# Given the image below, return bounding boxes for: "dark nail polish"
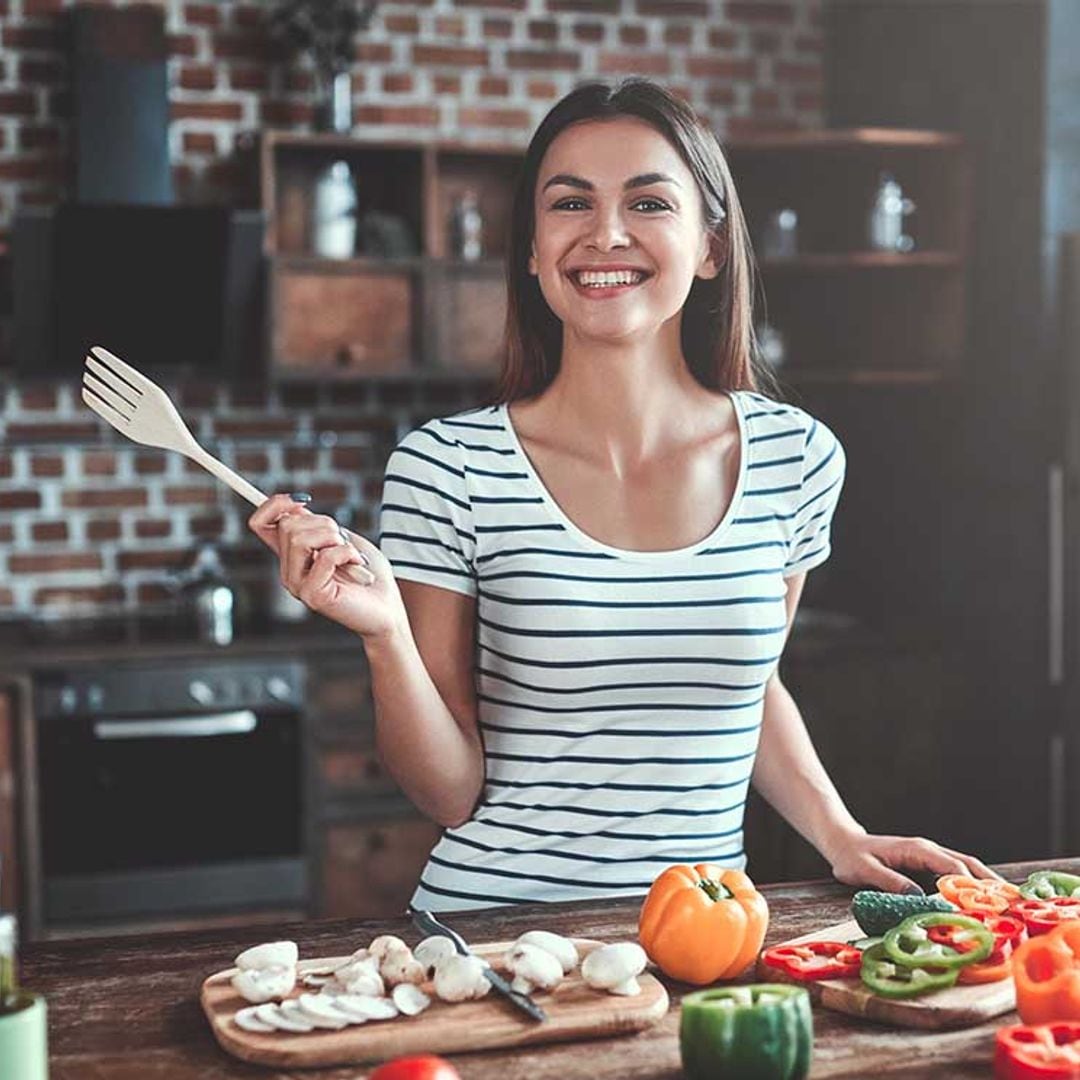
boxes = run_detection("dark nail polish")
[289,491,312,504]
[902,883,925,896]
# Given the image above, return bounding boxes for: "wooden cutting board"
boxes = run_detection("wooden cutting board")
[755,916,1016,1030]
[202,938,669,1069]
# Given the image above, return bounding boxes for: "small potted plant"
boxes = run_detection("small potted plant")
[268,0,378,132]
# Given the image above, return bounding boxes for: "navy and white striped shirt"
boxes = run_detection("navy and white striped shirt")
[379,390,845,910]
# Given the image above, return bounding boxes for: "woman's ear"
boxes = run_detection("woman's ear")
[696,227,726,280]
[528,245,538,275]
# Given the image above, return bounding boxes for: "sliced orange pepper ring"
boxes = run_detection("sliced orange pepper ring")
[937,874,1022,915]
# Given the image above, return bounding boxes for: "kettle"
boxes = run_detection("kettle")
[172,543,235,646]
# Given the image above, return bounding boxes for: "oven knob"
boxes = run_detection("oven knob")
[188,680,215,706]
[58,686,78,714]
[86,684,105,711]
[265,676,292,703]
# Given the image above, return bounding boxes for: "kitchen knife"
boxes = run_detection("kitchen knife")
[408,906,548,1023]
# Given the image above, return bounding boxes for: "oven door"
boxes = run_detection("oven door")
[37,705,307,922]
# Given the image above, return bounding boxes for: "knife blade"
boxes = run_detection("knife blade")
[408,906,548,1023]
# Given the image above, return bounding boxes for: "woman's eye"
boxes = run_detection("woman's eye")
[550,198,671,212]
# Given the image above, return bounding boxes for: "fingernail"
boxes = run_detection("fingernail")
[290,491,312,504]
[902,883,925,896]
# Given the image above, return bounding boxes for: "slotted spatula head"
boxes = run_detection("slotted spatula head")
[81,345,201,456]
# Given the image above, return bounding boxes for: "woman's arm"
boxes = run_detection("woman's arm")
[366,580,484,829]
[751,572,1000,891]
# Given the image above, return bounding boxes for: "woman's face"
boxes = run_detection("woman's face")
[529,115,720,344]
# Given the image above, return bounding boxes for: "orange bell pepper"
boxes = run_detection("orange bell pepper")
[1011,921,1080,1024]
[937,874,1022,916]
[638,863,768,985]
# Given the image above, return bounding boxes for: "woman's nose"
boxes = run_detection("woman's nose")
[586,205,631,250]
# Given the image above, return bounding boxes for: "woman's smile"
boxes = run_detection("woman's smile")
[567,266,654,299]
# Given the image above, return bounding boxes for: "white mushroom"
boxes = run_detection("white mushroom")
[433,954,492,1003]
[254,1001,313,1033]
[231,964,296,1004]
[295,993,350,1029]
[235,941,299,971]
[504,942,564,995]
[331,995,400,1022]
[334,956,385,997]
[580,943,648,997]
[515,931,579,975]
[368,935,409,960]
[365,936,425,987]
[233,1005,275,1033]
[392,982,432,1016]
[414,936,457,978]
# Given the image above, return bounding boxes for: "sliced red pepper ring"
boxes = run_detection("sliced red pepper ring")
[1013,898,1080,937]
[930,913,1027,957]
[995,1021,1080,1079]
[761,941,862,981]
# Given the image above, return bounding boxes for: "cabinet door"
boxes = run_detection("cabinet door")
[321,819,442,919]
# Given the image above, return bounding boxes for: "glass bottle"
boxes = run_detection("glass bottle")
[449,189,484,261]
[0,910,18,1016]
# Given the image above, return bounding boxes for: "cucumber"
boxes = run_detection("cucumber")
[850,891,956,937]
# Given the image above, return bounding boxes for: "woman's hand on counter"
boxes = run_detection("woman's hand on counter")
[248,493,409,643]
[825,828,1003,894]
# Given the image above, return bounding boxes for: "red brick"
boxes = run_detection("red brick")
[479,76,510,97]
[572,22,605,43]
[117,549,189,571]
[383,72,415,93]
[433,15,465,36]
[8,421,97,440]
[0,157,62,183]
[528,80,559,100]
[229,66,268,92]
[355,43,393,63]
[458,107,531,130]
[171,101,244,122]
[506,49,580,71]
[752,88,780,111]
[85,519,122,541]
[179,382,219,408]
[234,451,270,473]
[687,56,757,79]
[0,491,38,510]
[9,552,102,573]
[453,0,524,7]
[260,100,316,126]
[136,583,173,603]
[285,70,314,93]
[751,31,782,53]
[285,447,318,470]
[796,33,823,53]
[482,18,513,38]
[18,186,61,207]
[81,451,117,477]
[31,521,68,542]
[412,45,488,66]
[178,64,216,91]
[775,61,822,84]
[794,89,823,112]
[331,447,368,470]
[190,513,226,538]
[385,13,420,33]
[548,0,617,12]
[726,115,799,138]
[135,519,173,539]
[305,483,348,504]
[726,0,795,23]
[17,386,57,409]
[354,105,440,126]
[19,125,60,151]
[35,585,125,607]
[233,4,263,29]
[0,92,37,119]
[0,589,12,608]
[618,23,648,45]
[61,488,148,510]
[600,52,670,75]
[163,484,216,505]
[637,0,706,13]
[20,58,63,84]
[30,454,64,478]
[22,0,63,11]
[3,25,63,48]
[169,33,199,58]
[708,27,738,49]
[214,418,296,439]
[433,75,462,95]
[707,85,736,108]
[135,452,168,475]
[183,3,221,26]
[528,20,559,42]
[212,32,270,62]
[0,455,11,479]
[664,24,694,45]
[182,131,217,154]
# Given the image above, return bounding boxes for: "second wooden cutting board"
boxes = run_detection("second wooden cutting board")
[755,916,1016,1030]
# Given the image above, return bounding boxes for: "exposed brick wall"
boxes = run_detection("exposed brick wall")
[0,0,823,623]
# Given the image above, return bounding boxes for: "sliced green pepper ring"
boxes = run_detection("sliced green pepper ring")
[882,912,993,970]
[860,942,960,999]
[1019,871,1080,900]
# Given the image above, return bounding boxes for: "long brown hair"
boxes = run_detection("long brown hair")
[495,77,775,403]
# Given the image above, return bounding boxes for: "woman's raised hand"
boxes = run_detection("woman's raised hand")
[248,493,408,642]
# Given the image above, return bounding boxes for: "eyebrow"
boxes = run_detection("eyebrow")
[541,172,682,193]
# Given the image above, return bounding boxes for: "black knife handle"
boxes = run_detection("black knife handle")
[408,906,471,957]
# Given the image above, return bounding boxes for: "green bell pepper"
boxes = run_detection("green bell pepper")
[860,942,959,999]
[882,912,993,970]
[680,984,812,1080]
[1019,871,1080,900]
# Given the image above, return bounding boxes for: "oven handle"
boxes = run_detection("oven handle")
[92,710,258,740]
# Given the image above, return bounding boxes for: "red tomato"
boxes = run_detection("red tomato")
[369,1055,462,1080]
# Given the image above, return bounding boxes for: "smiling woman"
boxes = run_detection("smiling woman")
[247,78,998,912]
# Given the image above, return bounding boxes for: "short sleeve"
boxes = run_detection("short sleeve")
[783,416,846,578]
[378,422,477,597]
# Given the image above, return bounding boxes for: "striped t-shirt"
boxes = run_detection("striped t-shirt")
[379,390,845,911]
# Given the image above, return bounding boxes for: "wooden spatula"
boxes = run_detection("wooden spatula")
[81,344,372,585]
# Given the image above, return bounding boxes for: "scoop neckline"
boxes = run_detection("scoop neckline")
[497,391,748,561]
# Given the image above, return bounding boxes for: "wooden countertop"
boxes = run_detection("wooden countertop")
[22,857,1075,1079]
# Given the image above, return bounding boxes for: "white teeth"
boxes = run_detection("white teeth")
[575,270,644,288]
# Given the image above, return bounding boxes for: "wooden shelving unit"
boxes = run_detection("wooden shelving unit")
[252,127,971,383]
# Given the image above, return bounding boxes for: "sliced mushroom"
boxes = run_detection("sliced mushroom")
[392,982,432,1016]
[379,948,425,988]
[295,993,351,1029]
[433,954,491,1003]
[414,936,457,978]
[235,941,299,971]
[254,1001,313,1033]
[334,955,385,996]
[233,1005,275,1033]
[301,972,336,989]
[331,995,400,1022]
[504,943,564,995]
[581,943,648,997]
[515,931,579,975]
[368,935,409,960]
[231,964,296,1004]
